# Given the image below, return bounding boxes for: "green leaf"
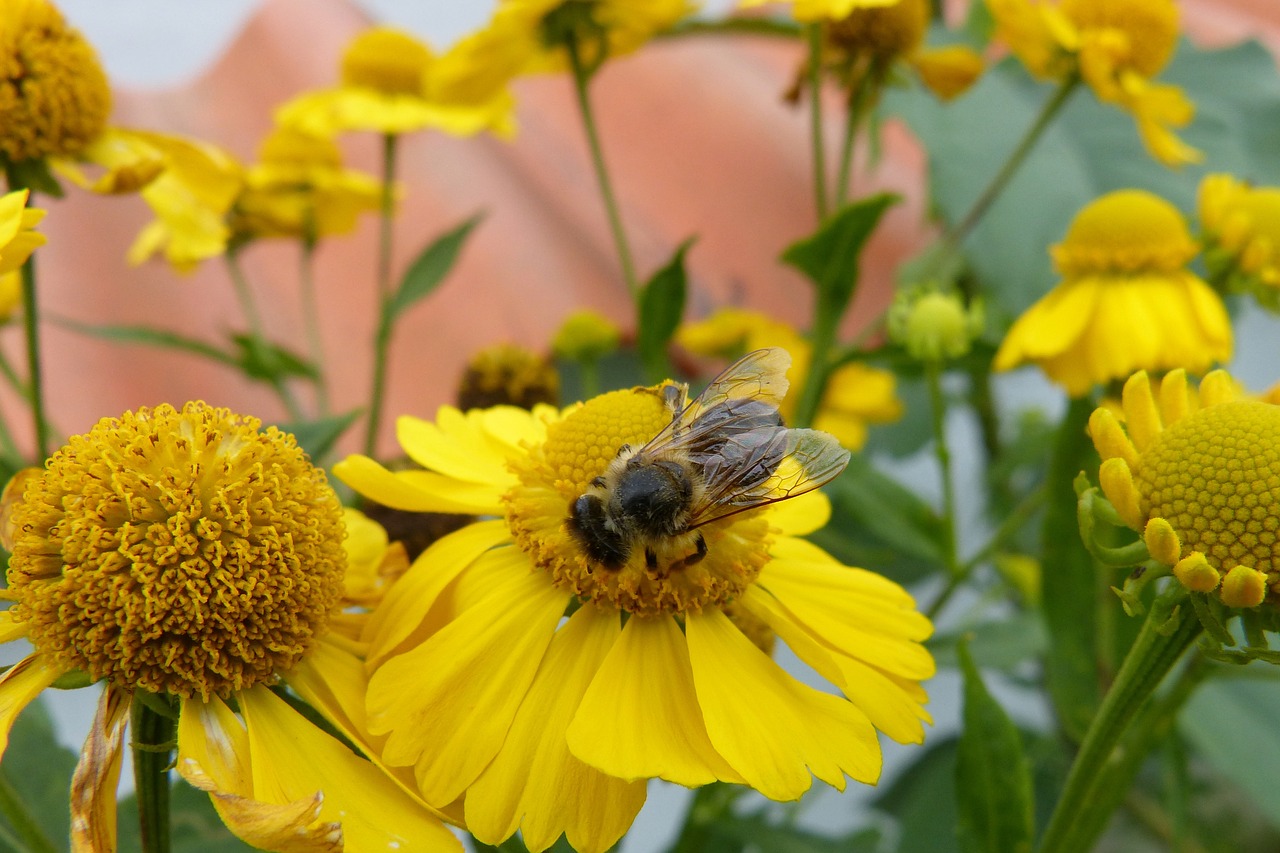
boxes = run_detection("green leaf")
[274,409,362,462]
[956,642,1035,853]
[637,237,694,382]
[4,157,65,199]
[704,815,882,853]
[808,454,947,586]
[930,610,1048,671]
[781,194,899,318]
[387,214,484,322]
[0,696,77,852]
[874,739,962,853]
[230,335,316,383]
[54,318,238,366]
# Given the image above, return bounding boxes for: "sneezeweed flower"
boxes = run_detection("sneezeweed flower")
[456,342,561,410]
[888,285,984,362]
[277,26,515,139]
[986,0,1201,166]
[228,126,383,244]
[0,402,458,851]
[739,0,900,25]
[552,308,622,363]
[1198,173,1280,309]
[0,189,46,274]
[677,307,903,449]
[0,0,111,165]
[993,189,1231,397]
[337,371,934,853]
[1088,369,1280,609]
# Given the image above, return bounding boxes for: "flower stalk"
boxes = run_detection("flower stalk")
[299,236,329,416]
[363,132,400,457]
[17,255,47,461]
[225,250,304,422]
[807,24,830,221]
[132,694,176,853]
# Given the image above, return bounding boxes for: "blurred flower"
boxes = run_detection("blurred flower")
[456,342,561,410]
[0,402,457,850]
[986,0,1200,166]
[0,0,111,164]
[993,189,1231,396]
[888,286,984,361]
[229,126,383,243]
[0,189,46,274]
[0,273,21,324]
[277,26,516,138]
[740,0,902,25]
[1089,369,1280,608]
[677,308,903,449]
[335,387,932,853]
[1198,173,1280,310]
[552,309,622,362]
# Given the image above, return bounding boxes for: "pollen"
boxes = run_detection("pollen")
[504,385,772,617]
[4,402,347,699]
[1051,190,1198,277]
[1134,400,1280,599]
[340,27,433,95]
[0,0,112,163]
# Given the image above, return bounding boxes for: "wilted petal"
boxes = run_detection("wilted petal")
[70,685,130,853]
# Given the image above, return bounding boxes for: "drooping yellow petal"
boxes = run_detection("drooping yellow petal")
[397,408,519,486]
[0,609,29,643]
[367,553,568,804]
[363,519,510,665]
[332,454,505,514]
[686,609,882,800]
[240,686,461,852]
[911,44,985,101]
[993,277,1098,371]
[468,605,646,853]
[0,654,62,759]
[767,490,831,537]
[740,586,931,745]
[70,685,130,853]
[567,613,744,787]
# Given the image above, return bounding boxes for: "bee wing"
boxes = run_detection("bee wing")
[689,427,850,526]
[641,347,792,452]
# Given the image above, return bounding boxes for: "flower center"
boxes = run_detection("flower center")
[504,386,773,617]
[1061,0,1178,78]
[1052,189,1197,277]
[0,0,112,163]
[341,27,432,95]
[1135,400,1280,586]
[457,343,560,411]
[5,403,347,699]
[825,0,928,61]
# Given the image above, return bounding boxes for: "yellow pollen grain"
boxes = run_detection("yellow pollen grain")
[5,402,346,699]
[1134,400,1280,592]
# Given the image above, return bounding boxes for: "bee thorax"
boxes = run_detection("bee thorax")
[613,459,694,537]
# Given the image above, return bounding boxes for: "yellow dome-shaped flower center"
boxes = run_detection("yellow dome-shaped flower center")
[504,386,773,617]
[1060,0,1178,78]
[5,402,347,699]
[341,27,433,95]
[0,0,112,162]
[1052,189,1198,277]
[1135,400,1280,586]
[825,0,928,60]
[1235,189,1280,247]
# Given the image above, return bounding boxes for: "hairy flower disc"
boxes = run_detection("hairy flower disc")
[5,402,347,698]
[0,0,112,162]
[1135,401,1280,589]
[1052,189,1197,276]
[504,387,772,616]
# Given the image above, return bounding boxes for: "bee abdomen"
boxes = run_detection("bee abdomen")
[567,493,630,570]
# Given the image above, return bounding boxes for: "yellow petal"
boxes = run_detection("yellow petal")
[0,608,29,644]
[366,552,568,804]
[993,278,1097,372]
[911,45,985,101]
[70,685,130,853]
[468,606,646,853]
[333,454,504,514]
[398,409,517,485]
[0,654,62,760]
[767,489,831,537]
[567,613,744,787]
[740,586,931,745]
[363,519,510,665]
[241,686,461,852]
[686,609,882,800]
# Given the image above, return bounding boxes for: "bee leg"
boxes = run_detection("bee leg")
[645,547,658,570]
[674,533,708,571]
[614,443,632,459]
[590,476,607,488]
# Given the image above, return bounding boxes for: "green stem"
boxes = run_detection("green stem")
[668,782,743,853]
[925,361,958,576]
[226,252,304,422]
[298,238,329,416]
[565,35,638,301]
[791,306,839,429]
[1037,588,1204,853]
[834,71,876,210]
[806,24,829,221]
[18,253,47,461]
[363,133,399,458]
[132,695,176,853]
[933,76,1078,267]
[579,358,601,400]
[0,771,57,853]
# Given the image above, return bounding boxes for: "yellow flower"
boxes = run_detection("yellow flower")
[677,308,903,449]
[0,273,21,324]
[0,402,458,851]
[277,26,515,138]
[336,378,933,853]
[993,189,1231,396]
[986,0,1200,166]
[0,0,111,163]
[1089,370,1280,608]
[229,126,383,243]
[552,309,622,361]
[1198,172,1280,309]
[456,342,561,410]
[739,0,901,24]
[0,189,46,275]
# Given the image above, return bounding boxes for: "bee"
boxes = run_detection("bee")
[566,347,851,573]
